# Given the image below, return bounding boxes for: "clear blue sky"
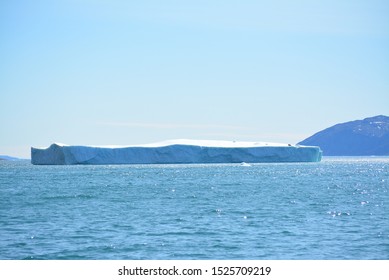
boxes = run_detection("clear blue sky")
[1,0,388,158]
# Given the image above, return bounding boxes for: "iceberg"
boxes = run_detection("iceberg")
[31,139,322,165]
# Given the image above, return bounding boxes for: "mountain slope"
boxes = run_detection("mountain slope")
[298,115,389,156]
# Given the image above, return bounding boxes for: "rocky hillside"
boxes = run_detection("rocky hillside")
[298,115,389,156]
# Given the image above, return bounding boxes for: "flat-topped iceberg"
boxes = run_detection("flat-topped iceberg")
[31,139,322,165]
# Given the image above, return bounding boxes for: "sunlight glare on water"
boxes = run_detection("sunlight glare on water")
[0,157,388,259]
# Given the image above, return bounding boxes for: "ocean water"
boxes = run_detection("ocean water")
[0,158,388,260]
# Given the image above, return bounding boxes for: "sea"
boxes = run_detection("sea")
[0,157,388,260]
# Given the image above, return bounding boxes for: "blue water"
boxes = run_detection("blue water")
[1,158,388,260]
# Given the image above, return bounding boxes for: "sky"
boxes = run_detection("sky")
[1,0,388,158]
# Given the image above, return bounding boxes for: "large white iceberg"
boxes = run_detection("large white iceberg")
[31,139,322,165]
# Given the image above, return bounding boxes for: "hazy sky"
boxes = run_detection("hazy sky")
[1,0,388,158]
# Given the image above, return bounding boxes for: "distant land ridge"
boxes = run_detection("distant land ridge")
[298,115,389,156]
[0,155,20,161]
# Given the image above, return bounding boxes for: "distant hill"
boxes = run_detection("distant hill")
[298,115,389,156]
[0,155,20,161]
